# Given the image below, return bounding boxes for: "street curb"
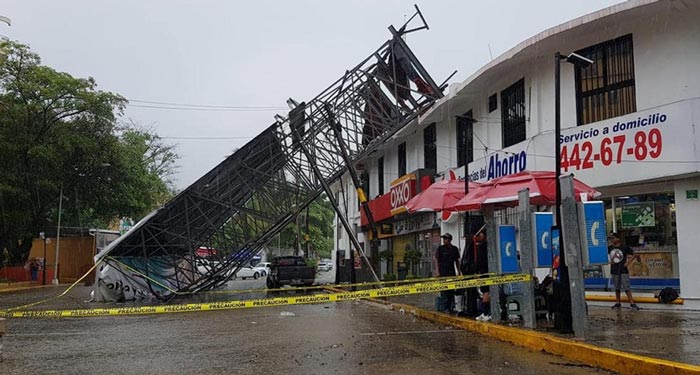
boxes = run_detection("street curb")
[324,287,700,375]
[586,294,684,304]
[0,284,54,293]
[394,302,700,375]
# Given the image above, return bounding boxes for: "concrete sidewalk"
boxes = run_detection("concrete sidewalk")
[586,304,700,365]
[0,281,55,293]
[387,293,700,369]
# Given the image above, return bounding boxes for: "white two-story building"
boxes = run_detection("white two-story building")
[333,0,700,308]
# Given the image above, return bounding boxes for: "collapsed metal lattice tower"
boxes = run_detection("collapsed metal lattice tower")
[93,9,445,301]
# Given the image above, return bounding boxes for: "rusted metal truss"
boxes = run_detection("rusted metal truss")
[95,8,445,300]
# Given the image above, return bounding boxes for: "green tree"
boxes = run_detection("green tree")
[277,196,335,259]
[0,41,177,263]
[215,189,336,260]
[112,122,178,217]
[305,197,335,259]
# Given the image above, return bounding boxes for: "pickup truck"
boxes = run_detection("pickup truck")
[266,256,316,288]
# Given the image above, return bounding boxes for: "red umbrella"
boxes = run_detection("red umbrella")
[405,179,483,213]
[447,171,601,211]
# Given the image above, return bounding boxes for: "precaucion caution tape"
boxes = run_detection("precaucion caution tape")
[2,273,530,319]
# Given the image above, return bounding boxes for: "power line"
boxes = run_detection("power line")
[128,99,286,110]
[162,136,254,140]
[157,136,700,165]
[127,104,285,112]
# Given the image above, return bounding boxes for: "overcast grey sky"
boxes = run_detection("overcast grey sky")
[3,0,622,189]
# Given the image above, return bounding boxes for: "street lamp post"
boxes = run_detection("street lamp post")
[554,51,593,333]
[52,183,63,285]
[39,232,47,285]
[51,163,110,285]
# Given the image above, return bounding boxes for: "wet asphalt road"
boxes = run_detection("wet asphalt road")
[0,273,615,375]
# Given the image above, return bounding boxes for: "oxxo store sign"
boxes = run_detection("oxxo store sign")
[360,173,417,231]
[389,174,416,216]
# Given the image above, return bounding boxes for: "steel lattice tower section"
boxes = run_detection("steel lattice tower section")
[92,9,446,301]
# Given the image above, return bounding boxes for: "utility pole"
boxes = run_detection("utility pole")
[52,183,63,285]
[295,213,300,256]
[40,232,47,285]
[305,206,310,259]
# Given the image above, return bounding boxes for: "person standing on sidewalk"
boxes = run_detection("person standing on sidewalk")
[459,233,480,317]
[28,258,39,283]
[608,233,640,310]
[473,231,492,321]
[436,233,461,313]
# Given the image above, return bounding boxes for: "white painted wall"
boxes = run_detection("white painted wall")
[359,1,700,184]
[334,0,700,301]
[435,119,454,173]
[674,177,700,306]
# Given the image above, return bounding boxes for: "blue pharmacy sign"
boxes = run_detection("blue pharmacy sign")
[580,201,608,265]
[533,212,554,267]
[498,225,519,274]
[551,227,561,281]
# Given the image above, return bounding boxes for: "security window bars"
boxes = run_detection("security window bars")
[575,34,636,126]
[398,142,406,176]
[456,110,474,167]
[501,79,526,148]
[423,123,436,172]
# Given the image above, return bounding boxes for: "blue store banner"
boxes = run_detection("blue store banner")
[580,201,609,265]
[551,227,561,281]
[533,212,554,267]
[498,225,519,273]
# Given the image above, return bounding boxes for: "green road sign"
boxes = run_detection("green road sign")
[621,202,655,228]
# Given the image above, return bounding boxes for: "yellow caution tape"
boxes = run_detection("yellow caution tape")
[2,273,530,319]
[105,256,496,295]
[3,253,495,312]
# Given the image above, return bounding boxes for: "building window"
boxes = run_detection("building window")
[590,193,679,290]
[398,142,406,176]
[423,123,436,172]
[377,157,384,195]
[456,110,474,167]
[501,78,526,148]
[575,34,636,126]
[488,94,497,113]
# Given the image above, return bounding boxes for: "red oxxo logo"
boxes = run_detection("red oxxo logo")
[390,175,416,210]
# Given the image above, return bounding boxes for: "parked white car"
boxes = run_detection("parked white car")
[234,266,261,280]
[253,262,271,276]
[317,262,332,272]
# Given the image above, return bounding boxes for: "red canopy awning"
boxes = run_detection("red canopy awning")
[405,179,483,213]
[447,171,601,211]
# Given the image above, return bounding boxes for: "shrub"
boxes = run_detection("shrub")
[378,249,393,260]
